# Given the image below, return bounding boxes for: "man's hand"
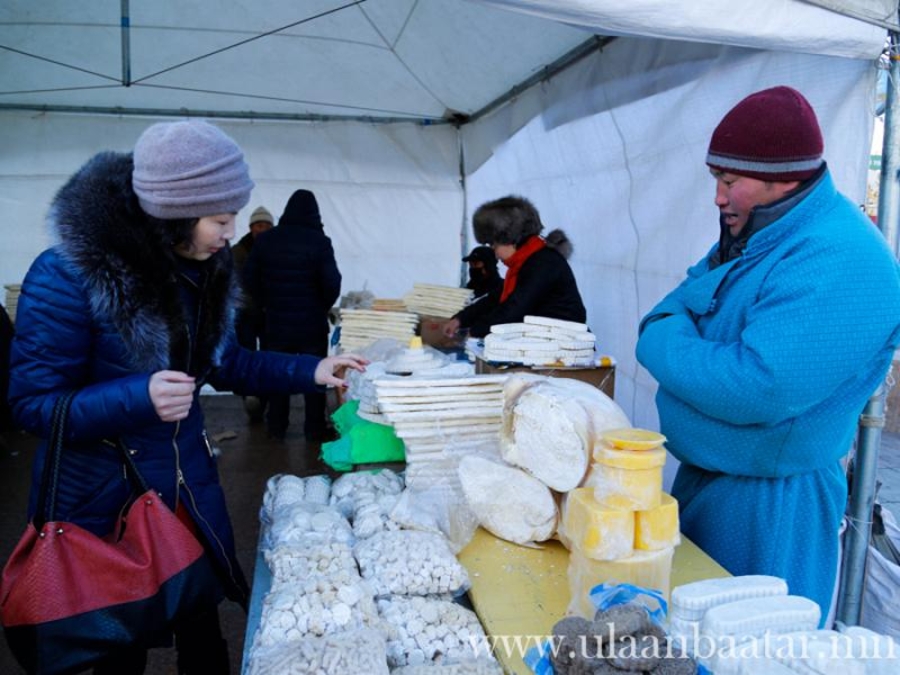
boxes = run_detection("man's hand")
[315,354,369,387]
[149,370,196,422]
[442,318,461,338]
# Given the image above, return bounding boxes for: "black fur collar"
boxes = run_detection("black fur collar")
[48,151,239,375]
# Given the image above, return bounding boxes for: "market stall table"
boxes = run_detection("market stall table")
[472,350,615,399]
[457,527,730,675]
[242,524,728,674]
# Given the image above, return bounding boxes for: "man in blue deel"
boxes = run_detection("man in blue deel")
[637,86,900,620]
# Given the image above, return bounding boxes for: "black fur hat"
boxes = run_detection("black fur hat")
[472,195,543,247]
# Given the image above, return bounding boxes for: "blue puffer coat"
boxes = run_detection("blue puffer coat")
[636,169,900,619]
[8,152,323,608]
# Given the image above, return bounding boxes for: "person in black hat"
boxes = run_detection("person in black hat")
[462,245,503,299]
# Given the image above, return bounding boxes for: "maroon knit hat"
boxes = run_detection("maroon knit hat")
[706,86,823,182]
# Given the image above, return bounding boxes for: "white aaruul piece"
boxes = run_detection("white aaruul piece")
[671,575,790,622]
[353,529,471,597]
[329,469,405,539]
[711,630,879,675]
[339,308,419,352]
[374,373,508,490]
[482,315,597,366]
[457,454,557,545]
[254,572,381,646]
[668,574,789,656]
[384,337,449,375]
[500,374,630,492]
[247,627,390,675]
[391,659,503,674]
[693,595,822,674]
[265,541,358,585]
[377,595,496,669]
[402,283,473,318]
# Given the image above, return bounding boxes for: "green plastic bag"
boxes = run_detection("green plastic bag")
[322,401,405,471]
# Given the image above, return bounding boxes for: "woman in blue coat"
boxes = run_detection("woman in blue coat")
[7,120,366,674]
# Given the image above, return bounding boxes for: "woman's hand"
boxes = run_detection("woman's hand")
[315,354,369,387]
[149,370,196,422]
[442,318,461,338]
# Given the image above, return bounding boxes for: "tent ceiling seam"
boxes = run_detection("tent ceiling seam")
[132,0,367,85]
[358,0,453,117]
[799,0,900,31]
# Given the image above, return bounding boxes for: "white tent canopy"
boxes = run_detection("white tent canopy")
[0,0,894,434]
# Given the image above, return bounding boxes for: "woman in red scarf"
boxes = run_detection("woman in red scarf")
[444,195,586,338]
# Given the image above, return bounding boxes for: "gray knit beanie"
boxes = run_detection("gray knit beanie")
[132,120,254,219]
[249,205,274,226]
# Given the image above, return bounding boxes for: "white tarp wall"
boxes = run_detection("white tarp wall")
[464,38,877,447]
[0,113,463,299]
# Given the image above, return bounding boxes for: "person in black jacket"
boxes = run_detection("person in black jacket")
[243,189,342,443]
[443,195,586,338]
[232,205,274,422]
[463,245,503,299]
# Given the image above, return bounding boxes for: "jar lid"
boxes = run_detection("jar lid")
[600,428,667,450]
[593,445,667,469]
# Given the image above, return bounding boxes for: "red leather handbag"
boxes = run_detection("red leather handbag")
[0,392,220,674]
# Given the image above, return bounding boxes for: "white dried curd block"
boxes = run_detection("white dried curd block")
[769,631,867,675]
[392,659,503,674]
[700,595,821,643]
[523,315,588,332]
[489,322,528,334]
[458,454,557,545]
[670,575,788,622]
[500,377,629,492]
[737,656,807,675]
[377,595,494,669]
[353,530,470,597]
[836,625,900,675]
[247,627,389,675]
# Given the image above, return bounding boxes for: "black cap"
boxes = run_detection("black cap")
[462,245,496,264]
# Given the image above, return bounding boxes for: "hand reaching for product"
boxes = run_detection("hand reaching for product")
[149,370,196,422]
[315,354,369,388]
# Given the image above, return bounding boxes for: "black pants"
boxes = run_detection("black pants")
[92,606,229,675]
[266,334,329,440]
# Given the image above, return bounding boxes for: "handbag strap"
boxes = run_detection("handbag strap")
[34,391,152,528]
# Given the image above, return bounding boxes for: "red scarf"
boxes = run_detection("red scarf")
[500,235,545,302]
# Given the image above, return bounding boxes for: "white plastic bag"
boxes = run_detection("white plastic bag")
[861,504,900,641]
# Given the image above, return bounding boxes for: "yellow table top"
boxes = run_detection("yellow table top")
[458,528,730,674]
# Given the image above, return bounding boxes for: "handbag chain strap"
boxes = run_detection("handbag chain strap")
[35,391,152,528]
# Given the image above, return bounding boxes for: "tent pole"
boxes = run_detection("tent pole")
[835,24,899,627]
[458,128,469,287]
[878,30,900,255]
[837,383,888,626]
[120,0,131,87]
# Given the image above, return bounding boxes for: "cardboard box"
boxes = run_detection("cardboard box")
[474,356,615,398]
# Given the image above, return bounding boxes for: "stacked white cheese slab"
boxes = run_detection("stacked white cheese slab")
[402,283,473,318]
[373,374,508,489]
[4,283,21,323]
[483,315,596,366]
[371,298,407,312]
[338,309,419,352]
[384,346,447,375]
